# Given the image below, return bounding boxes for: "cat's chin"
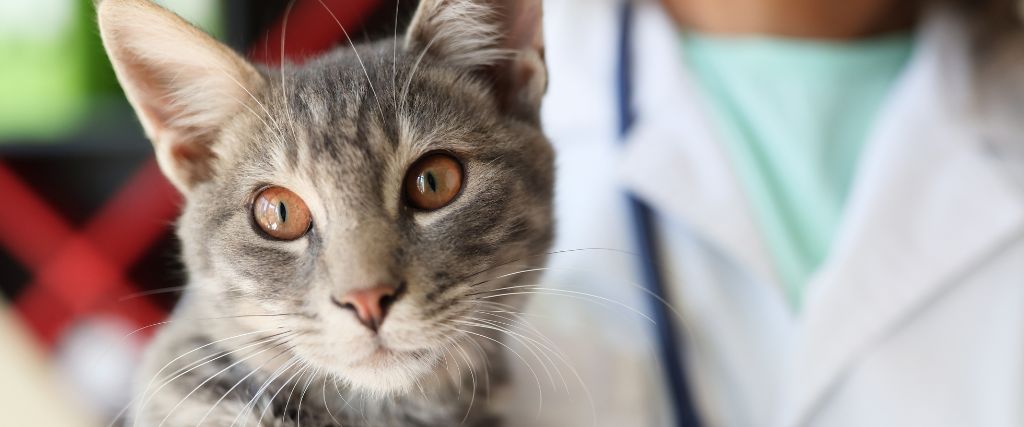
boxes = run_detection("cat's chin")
[336,347,439,396]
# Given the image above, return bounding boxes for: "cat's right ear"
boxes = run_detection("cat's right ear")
[405,0,546,123]
[97,0,264,192]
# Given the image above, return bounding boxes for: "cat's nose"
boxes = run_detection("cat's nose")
[333,284,402,332]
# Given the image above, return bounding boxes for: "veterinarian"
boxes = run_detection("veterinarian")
[511,0,1024,425]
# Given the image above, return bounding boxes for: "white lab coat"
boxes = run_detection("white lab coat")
[502,0,1024,426]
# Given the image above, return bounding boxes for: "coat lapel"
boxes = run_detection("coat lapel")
[784,10,1024,426]
[618,2,781,290]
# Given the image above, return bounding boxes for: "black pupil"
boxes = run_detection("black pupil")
[426,171,437,192]
[278,202,287,222]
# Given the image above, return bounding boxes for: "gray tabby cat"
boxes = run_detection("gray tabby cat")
[97,0,552,425]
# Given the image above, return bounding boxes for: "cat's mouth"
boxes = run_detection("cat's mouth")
[354,344,429,367]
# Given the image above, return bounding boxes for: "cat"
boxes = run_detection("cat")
[97,0,552,425]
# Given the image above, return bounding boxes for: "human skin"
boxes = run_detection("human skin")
[660,0,919,39]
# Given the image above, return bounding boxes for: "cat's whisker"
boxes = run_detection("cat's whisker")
[477,309,599,426]
[451,326,544,418]
[109,328,282,427]
[156,334,295,427]
[315,0,387,126]
[331,377,355,413]
[216,92,289,150]
[413,373,428,400]
[469,262,695,333]
[454,318,560,392]
[461,328,492,401]
[475,310,570,368]
[122,320,176,340]
[296,366,321,427]
[448,334,478,425]
[257,361,310,426]
[471,285,656,324]
[119,311,305,336]
[400,30,441,115]
[279,0,296,119]
[279,362,312,426]
[478,307,558,322]
[117,285,189,301]
[466,267,547,288]
[454,247,639,285]
[232,355,302,427]
[462,308,606,427]
[214,69,288,144]
[392,0,401,111]
[293,365,321,425]
[456,255,700,343]
[442,345,465,398]
[426,359,446,398]
[441,336,465,397]
[133,331,292,427]
[148,330,283,377]
[196,344,296,426]
[463,313,568,393]
[321,374,344,426]
[465,299,520,312]
[435,343,451,390]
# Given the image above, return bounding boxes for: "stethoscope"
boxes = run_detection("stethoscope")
[616,2,703,426]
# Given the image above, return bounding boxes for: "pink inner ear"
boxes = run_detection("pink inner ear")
[113,47,190,141]
[168,139,218,187]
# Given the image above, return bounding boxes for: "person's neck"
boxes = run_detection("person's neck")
[660,0,918,40]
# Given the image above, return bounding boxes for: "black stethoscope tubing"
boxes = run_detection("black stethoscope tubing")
[616,2,702,426]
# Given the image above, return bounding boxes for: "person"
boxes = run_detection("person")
[502,0,1024,425]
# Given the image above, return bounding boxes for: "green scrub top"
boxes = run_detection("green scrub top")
[681,32,914,309]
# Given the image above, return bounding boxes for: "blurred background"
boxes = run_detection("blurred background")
[0,1,420,425]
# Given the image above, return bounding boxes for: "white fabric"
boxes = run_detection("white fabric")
[503,1,1024,426]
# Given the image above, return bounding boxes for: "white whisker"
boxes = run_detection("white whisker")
[476,286,656,324]
[257,362,309,426]
[459,316,565,392]
[452,327,544,418]
[400,30,441,115]
[132,331,289,427]
[322,374,344,426]
[194,344,294,426]
[454,318,559,391]
[111,328,281,427]
[156,334,293,427]
[296,367,320,427]
[231,355,301,427]
[315,0,387,125]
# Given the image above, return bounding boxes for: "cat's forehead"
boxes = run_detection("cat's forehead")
[215,46,514,210]
[255,45,500,157]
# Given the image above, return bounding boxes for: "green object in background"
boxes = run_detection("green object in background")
[0,0,224,142]
[682,32,914,309]
[0,0,89,139]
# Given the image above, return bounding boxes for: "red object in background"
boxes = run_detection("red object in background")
[0,160,178,347]
[250,0,381,65]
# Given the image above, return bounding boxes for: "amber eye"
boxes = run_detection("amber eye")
[252,186,312,240]
[404,154,463,210]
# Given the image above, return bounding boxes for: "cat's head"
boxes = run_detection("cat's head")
[98,0,551,394]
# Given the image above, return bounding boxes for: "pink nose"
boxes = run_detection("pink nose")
[333,284,401,331]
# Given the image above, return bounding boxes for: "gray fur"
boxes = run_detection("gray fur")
[98,0,552,425]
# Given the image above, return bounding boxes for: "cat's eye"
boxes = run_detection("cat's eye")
[252,186,312,240]
[405,153,463,211]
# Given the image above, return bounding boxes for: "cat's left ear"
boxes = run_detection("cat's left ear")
[405,0,545,122]
[97,0,265,192]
